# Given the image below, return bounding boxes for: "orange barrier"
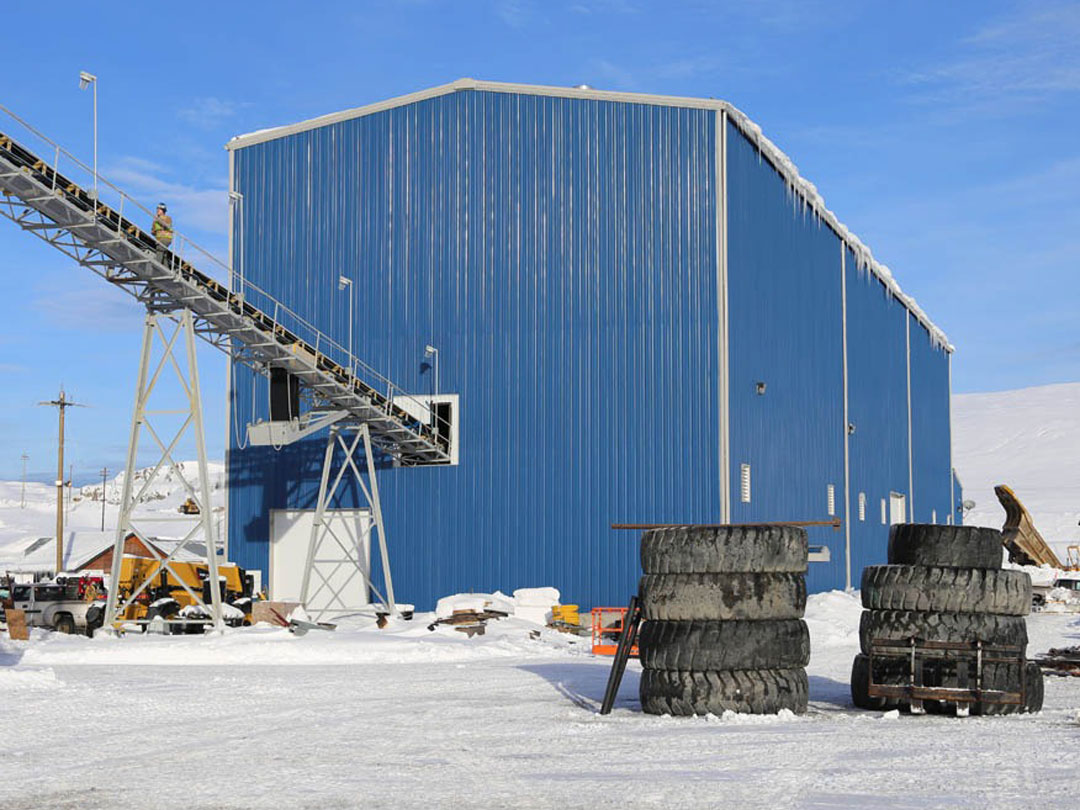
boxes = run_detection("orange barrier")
[591,607,639,657]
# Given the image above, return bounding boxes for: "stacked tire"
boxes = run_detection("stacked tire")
[851,524,1043,715]
[638,525,810,716]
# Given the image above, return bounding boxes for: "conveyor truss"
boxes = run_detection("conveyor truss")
[0,106,442,626]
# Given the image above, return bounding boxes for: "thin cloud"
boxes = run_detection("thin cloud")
[903,1,1080,114]
[494,0,531,28]
[31,279,143,333]
[587,54,725,92]
[178,97,249,130]
[106,157,228,237]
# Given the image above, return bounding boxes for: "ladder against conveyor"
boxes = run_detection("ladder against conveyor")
[0,108,448,624]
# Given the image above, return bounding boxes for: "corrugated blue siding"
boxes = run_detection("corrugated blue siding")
[725,121,846,593]
[844,247,911,577]
[229,90,721,609]
[910,320,952,524]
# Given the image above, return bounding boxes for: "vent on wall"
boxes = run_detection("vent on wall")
[858,492,866,522]
[827,484,835,517]
[740,464,751,503]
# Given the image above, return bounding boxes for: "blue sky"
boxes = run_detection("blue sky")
[1,0,1077,482]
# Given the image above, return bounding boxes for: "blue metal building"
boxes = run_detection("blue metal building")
[225,79,959,608]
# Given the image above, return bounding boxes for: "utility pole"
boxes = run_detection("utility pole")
[38,388,83,575]
[100,466,108,532]
[20,452,28,509]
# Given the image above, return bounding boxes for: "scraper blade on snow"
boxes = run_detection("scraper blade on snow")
[269,608,336,636]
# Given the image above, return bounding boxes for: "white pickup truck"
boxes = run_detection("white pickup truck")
[4,581,103,635]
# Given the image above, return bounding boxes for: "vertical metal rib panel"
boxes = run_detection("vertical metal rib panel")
[229,90,719,609]
[909,321,952,524]
[724,120,845,593]
[844,246,911,580]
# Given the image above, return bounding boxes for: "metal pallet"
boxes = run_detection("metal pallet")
[0,114,449,465]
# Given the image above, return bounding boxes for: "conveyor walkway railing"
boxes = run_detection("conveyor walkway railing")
[0,106,450,464]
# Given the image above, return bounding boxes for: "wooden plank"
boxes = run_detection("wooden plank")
[252,601,300,627]
[6,608,29,641]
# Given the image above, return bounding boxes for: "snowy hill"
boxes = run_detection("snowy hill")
[954,381,1080,558]
[0,461,225,574]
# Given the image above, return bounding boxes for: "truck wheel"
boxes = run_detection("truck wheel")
[54,614,76,635]
[861,566,1031,616]
[638,619,810,671]
[858,610,1028,654]
[888,524,1003,569]
[641,525,807,575]
[640,668,808,716]
[640,572,806,622]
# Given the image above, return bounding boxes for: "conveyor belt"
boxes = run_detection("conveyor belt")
[0,125,450,464]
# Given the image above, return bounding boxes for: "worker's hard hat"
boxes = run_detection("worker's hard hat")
[157,202,167,211]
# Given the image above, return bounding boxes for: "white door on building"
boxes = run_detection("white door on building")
[889,492,907,525]
[269,509,372,611]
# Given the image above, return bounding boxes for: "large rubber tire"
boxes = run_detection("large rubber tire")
[638,619,810,671]
[640,573,806,622]
[854,654,1042,716]
[861,566,1031,616]
[977,661,1044,716]
[858,609,1028,654]
[850,653,907,711]
[641,526,807,575]
[888,524,1003,570]
[640,668,808,716]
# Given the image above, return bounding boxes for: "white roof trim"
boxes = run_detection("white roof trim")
[226,79,952,351]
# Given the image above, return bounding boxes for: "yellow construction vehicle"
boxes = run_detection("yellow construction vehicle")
[178,497,200,515]
[110,555,253,629]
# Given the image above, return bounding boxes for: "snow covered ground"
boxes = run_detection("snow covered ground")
[1,382,1079,808]
[1,595,1078,809]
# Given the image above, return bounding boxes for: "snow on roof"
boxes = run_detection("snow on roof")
[226,78,952,351]
[0,532,207,574]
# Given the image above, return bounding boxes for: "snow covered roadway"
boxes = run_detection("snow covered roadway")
[2,592,1079,810]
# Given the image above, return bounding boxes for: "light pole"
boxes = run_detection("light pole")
[424,344,439,398]
[78,71,98,202]
[100,466,108,532]
[20,453,28,509]
[337,275,354,371]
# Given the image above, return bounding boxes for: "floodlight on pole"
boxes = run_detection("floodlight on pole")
[424,344,439,398]
[337,275,354,372]
[78,71,98,202]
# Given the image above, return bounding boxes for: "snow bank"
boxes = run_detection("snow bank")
[433,587,562,626]
[804,590,862,650]
[434,591,515,619]
[0,667,62,690]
